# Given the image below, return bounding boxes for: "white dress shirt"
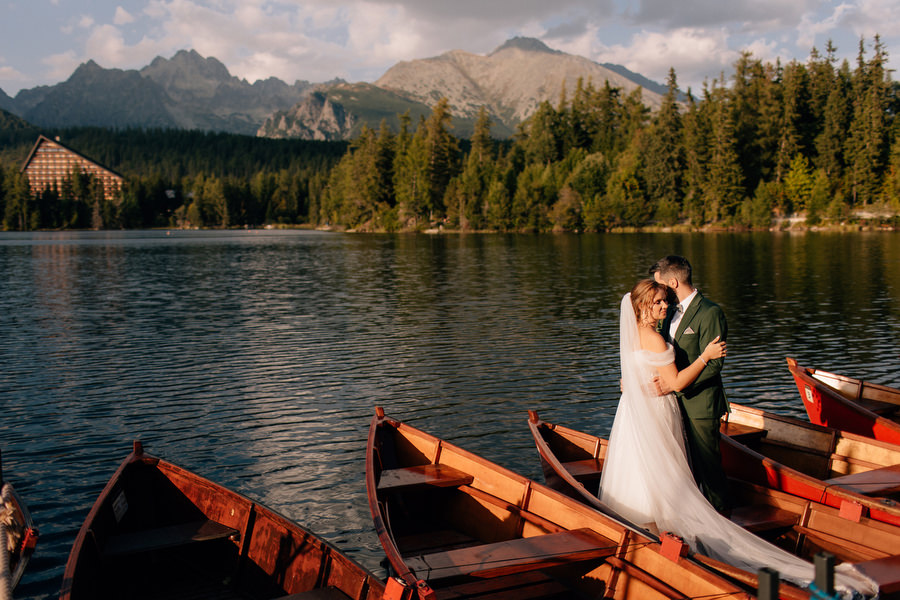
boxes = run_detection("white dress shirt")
[669,289,698,339]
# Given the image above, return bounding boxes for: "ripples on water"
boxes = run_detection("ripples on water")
[1,230,898,599]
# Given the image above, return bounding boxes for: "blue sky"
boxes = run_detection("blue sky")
[1,0,897,97]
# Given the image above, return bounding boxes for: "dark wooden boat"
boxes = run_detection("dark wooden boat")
[60,441,387,600]
[528,411,900,598]
[788,357,900,445]
[367,406,757,600]
[0,450,39,595]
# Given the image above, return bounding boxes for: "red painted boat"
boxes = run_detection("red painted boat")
[528,411,900,597]
[0,450,39,596]
[721,403,900,530]
[60,441,386,600]
[366,406,756,600]
[788,357,900,445]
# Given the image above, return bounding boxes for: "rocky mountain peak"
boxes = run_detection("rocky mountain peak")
[145,49,232,82]
[373,36,665,132]
[491,37,559,55]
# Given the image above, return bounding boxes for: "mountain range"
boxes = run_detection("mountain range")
[0,38,669,140]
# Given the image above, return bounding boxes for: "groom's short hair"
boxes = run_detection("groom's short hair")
[651,255,693,285]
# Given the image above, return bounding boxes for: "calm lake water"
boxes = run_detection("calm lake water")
[2,229,899,599]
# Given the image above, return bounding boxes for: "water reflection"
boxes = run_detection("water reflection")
[0,230,898,599]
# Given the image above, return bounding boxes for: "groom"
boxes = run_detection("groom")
[651,255,730,514]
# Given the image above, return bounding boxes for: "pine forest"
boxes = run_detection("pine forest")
[1,37,898,232]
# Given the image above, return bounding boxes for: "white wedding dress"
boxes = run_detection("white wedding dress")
[599,294,876,596]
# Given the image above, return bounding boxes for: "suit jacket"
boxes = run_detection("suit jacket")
[662,292,728,421]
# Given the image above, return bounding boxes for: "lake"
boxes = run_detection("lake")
[1,229,898,599]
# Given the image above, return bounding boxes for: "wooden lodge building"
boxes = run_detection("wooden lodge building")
[21,135,124,201]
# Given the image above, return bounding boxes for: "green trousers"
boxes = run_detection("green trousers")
[682,415,730,513]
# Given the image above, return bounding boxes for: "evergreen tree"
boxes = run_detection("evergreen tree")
[681,91,710,224]
[452,107,495,230]
[424,98,460,219]
[374,119,396,208]
[394,119,431,228]
[703,82,744,222]
[511,163,553,231]
[815,59,851,180]
[587,81,623,157]
[2,168,33,230]
[753,61,785,188]
[806,43,836,142]
[774,61,810,183]
[783,153,814,213]
[731,53,765,192]
[845,37,890,205]
[605,133,649,227]
[643,68,685,225]
[522,101,562,165]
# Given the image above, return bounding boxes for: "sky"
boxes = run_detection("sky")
[1,0,898,98]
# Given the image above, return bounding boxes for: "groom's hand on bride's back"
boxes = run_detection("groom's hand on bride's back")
[653,376,673,396]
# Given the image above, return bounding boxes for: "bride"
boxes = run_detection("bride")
[599,279,876,596]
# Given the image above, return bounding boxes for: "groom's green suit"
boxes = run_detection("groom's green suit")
[663,291,730,512]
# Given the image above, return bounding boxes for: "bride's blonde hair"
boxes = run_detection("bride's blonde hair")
[631,278,666,325]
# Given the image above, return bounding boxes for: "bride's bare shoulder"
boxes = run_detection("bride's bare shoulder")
[639,327,668,352]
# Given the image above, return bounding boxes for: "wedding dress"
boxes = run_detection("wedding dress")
[599,293,877,596]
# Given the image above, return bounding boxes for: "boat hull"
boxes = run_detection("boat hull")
[1,479,38,593]
[60,441,385,600]
[788,357,900,446]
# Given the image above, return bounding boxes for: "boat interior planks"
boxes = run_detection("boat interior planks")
[724,403,900,502]
[368,407,756,600]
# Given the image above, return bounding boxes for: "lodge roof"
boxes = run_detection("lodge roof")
[21,134,124,179]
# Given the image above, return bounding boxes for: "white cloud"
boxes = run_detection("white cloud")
[114,7,136,25]
[590,28,740,92]
[742,38,783,66]
[0,65,26,85]
[833,0,900,39]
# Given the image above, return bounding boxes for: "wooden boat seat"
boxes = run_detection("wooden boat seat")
[720,420,767,444]
[403,527,612,582]
[273,588,351,600]
[824,464,900,496]
[562,458,603,481]
[102,519,239,557]
[377,464,474,493]
[853,554,900,594]
[729,504,798,533]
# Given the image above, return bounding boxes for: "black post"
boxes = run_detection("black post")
[815,552,835,596]
[758,567,780,600]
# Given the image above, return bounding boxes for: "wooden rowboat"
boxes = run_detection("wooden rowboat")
[721,402,900,532]
[787,357,900,445]
[366,406,756,600]
[0,451,39,596]
[60,441,386,600]
[528,411,900,597]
